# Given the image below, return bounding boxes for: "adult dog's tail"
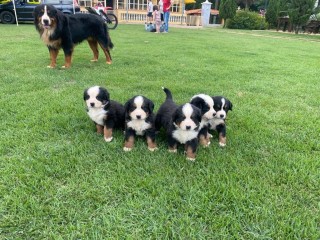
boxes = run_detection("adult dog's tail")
[162,87,173,100]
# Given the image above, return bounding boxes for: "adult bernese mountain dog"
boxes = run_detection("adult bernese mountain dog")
[34,5,114,68]
[84,86,125,142]
[155,88,202,161]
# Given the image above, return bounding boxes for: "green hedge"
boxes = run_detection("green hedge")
[226,10,268,30]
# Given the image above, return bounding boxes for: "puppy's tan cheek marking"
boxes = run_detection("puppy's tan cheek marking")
[185,145,196,160]
[104,127,113,139]
[124,136,135,149]
[146,136,157,151]
[96,125,104,134]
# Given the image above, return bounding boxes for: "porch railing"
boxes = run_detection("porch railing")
[116,10,187,24]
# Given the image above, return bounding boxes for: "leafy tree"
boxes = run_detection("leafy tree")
[219,0,237,27]
[288,0,316,33]
[265,0,280,28]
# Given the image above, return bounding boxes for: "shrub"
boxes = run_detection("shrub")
[226,10,268,30]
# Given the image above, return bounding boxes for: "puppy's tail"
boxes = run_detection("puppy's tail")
[162,87,173,100]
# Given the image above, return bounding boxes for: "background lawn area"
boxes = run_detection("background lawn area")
[0,23,319,239]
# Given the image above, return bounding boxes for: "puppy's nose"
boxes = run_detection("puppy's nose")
[220,114,224,118]
[186,126,191,130]
[136,115,141,119]
[90,102,95,107]
[213,112,216,117]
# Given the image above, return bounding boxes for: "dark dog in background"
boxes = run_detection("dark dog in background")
[84,86,125,142]
[155,88,202,161]
[190,94,216,147]
[123,95,157,152]
[208,96,233,147]
[34,4,113,68]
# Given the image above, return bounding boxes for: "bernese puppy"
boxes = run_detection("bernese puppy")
[34,5,113,68]
[190,94,216,147]
[155,88,202,161]
[123,95,157,152]
[84,86,125,142]
[208,96,233,147]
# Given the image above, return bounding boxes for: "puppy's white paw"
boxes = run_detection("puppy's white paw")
[148,147,158,152]
[219,142,226,147]
[204,141,211,147]
[104,136,113,142]
[123,147,132,152]
[168,149,177,153]
[186,157,196,162]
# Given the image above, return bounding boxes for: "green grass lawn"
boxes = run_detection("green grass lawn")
[0,23,319,239]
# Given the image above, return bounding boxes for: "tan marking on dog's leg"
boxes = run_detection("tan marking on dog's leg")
[62,54,72,68]
[168,144,177,153]
[98,43,112,65]
[123,136,135,151]
[104,127,113,142]
[219,133,227,147]
[185,145,196,161]
[219,134,226,147]
[146,136,157,151]
[48,49,59,68]
[88,39,99,62]
[199,134,210,147]
[96,124,103,134]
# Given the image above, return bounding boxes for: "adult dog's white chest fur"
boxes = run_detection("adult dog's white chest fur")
[87,108,107,126]
[127,119,151,136]
[172,129,198,144]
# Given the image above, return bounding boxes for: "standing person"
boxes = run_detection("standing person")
[153,5,161,33]
[147,0,153,23]
[158,0,164,23]
[163,0,172,33]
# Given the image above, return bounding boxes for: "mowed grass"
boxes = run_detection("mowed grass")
[0,23,319,239]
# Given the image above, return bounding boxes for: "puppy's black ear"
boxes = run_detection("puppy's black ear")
[83,89,89,101]
[190,97,204,114]
[226,99,232,111]
[148,100,154,113]
[124,99,131,112]
[194,106,202,123]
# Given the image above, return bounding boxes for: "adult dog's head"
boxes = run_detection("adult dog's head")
[84,86,110,109]
[173,103,201,131]
[190,94,216,121]
[34,4,63,31]
[124,96,154,121]
[212,96,233,120]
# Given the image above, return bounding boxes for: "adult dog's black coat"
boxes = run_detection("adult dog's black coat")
[34,4,113,68]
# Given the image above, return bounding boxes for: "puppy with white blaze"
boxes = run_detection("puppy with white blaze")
[190,94,216,147]
[208,96,233,147]
[155,87,202,161]
[84,86,125,142]
[123,95,157,151]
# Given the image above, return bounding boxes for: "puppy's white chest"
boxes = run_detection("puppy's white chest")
[209,118,225,130]
[87,108,107,126]
[172,129,198,144]
[127,119,151,135]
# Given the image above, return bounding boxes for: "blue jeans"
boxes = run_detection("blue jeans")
[164,11,170,32]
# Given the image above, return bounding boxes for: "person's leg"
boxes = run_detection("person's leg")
[164,11,170,32]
